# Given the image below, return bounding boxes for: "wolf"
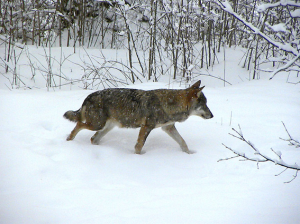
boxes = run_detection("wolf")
[63,80,213,154]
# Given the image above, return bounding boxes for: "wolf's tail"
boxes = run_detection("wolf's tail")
[63,109,81,122]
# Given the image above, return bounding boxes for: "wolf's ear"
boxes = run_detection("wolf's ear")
[197,86,205,97]
[191,80,201,89]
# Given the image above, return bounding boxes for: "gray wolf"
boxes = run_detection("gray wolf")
[63,80,213,154]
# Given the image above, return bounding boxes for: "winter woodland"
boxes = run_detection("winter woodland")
[1,0,300,86]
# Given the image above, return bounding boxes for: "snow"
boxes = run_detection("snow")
[221,1,234,13]
[270,23,287,33]
[218,0,299,56]
[257,1,300,13]
[291,8,300,17]
[1,46,300,224]
[187,64,194,71]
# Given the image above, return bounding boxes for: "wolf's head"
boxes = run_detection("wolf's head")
[188,81,213,119]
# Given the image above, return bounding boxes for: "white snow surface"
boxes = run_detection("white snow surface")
[1,47,300,224]
[270,23,287,33]
[291,8,300,17]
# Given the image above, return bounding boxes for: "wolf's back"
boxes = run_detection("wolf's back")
[63,109,81,122]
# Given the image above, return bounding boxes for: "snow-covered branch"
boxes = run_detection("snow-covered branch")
[0,35,24,49]
[213,0,300,80]
[220,124,300,183]
[257,1,300,13]
[215,0,299,56]
[269,53,300,80]
[280,122,300,148]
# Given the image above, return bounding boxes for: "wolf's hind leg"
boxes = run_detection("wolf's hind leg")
[162,124,191,153]
[67,122,94,141]
[91,120,115,145]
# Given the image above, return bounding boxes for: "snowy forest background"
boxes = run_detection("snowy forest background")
[1,0,300,88]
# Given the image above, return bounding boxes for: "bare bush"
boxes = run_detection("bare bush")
[1,0,299,87]
[220,123,300,183]
[214,0,300,80]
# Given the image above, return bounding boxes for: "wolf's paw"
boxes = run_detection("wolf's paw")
[184,150,196,154]
[134,148,146,155]
[66,135,73,141]
[91,137,100,145]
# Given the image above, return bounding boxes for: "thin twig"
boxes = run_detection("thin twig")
[280,122,300,148]
[220,125,300,183]
[285,170,298,184]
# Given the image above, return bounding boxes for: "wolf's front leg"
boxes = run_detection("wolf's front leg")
[135,125,153,154]
[162,124,192,154]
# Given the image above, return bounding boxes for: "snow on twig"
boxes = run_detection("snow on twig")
[269,53,300,80]
[280,122,300,148]
[0,35,24,49]
[220,125,300,183]
[215,0,299,56]
[257,1,300,13]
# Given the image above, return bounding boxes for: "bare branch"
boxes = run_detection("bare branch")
[285,170,298,184]
[271,148,282,160]
[280,122,300,148]
[0,35,24,49]
[269,53,300,80]
[275,167,288,177]
[220,125,300,182]
[217,155,240,162]
[215,0,299,56]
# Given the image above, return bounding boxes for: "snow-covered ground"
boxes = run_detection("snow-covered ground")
[0,47,300,224]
